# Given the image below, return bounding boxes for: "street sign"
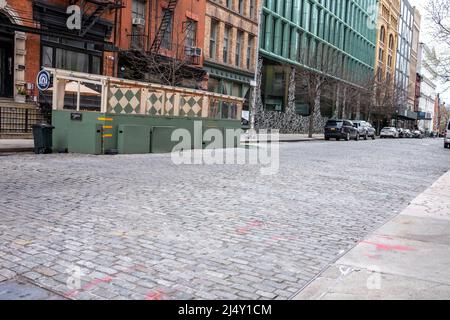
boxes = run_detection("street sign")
[36,70,51,91]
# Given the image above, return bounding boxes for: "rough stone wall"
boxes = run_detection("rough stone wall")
[254,59,328,134]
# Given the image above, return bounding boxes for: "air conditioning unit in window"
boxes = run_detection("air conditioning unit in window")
[132,18,145,26]
[188,47,202,57]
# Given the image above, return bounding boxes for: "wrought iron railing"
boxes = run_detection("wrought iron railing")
[0,106,49,133]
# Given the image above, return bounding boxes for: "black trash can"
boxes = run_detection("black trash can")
[32,124,54,154]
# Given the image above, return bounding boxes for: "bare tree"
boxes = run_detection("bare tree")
[120,19,206,88]
[295,46,343,137]
[425,0,450,83]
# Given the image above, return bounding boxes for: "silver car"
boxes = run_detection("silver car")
[380,127,398,138]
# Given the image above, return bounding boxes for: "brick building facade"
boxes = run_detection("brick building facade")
[117,0,208,89]
[0,0,119,103]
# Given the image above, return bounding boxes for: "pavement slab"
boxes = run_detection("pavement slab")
[295,168,450,300]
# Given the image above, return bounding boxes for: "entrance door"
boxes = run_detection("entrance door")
[0,34,14,98]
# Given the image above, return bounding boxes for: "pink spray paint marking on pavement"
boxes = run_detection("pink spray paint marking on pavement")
[145,290,166,300]
[361,240,416,252]
[64,276,113,299]
[236,220,265,235]
[63,263,151,299]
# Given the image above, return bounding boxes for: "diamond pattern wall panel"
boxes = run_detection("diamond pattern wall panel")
[108,88,141,114]
[179,95,203,117]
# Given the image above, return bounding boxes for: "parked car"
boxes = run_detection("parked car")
[365,122,377,140]
[352,121,367,140]
[403,129,413,138]
[397,128,405,138]
[445,119,450,149]
[380,127,399,138]
[352,121,376,140]
[324,119,359,141]
[412,130,423,139]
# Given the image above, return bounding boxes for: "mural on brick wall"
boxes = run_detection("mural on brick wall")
[254,59,328,134]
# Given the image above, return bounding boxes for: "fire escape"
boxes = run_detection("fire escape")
[119,0,205,86]
[69,0,125,37]
[149,0,179,54]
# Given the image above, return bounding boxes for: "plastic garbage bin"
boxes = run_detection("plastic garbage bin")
[32,124,54,154]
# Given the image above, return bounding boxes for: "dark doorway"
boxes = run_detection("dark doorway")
[0,13,14,98]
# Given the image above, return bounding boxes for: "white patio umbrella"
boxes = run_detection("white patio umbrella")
[48,81,100,111]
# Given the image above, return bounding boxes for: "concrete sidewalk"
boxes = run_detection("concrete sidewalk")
[294,170,450,300]
[0,139,34,153]
[241,133,324,143]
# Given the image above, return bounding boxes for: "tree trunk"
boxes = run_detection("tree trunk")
[308,81,322,138]
[355,93,361,120]
[333,83,340,119]
[342,86,347,119]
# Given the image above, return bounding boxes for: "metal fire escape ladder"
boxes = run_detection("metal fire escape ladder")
[149,0,179,54]
[70,0,125,37]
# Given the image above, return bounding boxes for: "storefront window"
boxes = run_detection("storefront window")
[56,49,89,73]
[41,36,102,74]
[42,46,53,68]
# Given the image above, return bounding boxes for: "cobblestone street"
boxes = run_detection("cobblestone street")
[1,138,450,300]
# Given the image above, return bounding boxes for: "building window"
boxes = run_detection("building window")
[226,0,232,10]
[380,26,386,44]
[238,0,244,14]
[236,30,243,67]
[247,35,254,69]
[389,34,394,50]
[378,48,384,63]
[250,0,255,19]
[131,0,146,49]
[185,18,197,49]
[209,20,218,59]
[161,9,173,50]
[223,26,230,64]
[41,36,102,75]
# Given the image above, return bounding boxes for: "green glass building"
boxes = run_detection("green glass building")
[257,0,378,118]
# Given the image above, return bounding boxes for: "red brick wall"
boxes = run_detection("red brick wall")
[116,0,206,67]
[3,0,118,99]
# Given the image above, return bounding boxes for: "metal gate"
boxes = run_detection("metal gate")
[0,106,51,133]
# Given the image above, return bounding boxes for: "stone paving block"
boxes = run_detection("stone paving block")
[0,140,449,299]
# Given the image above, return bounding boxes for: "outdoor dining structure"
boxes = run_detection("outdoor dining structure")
[45,68,245,154]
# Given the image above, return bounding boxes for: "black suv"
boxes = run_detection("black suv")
[324,120,359,141]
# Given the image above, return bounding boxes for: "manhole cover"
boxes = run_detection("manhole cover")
[0,280,65,300]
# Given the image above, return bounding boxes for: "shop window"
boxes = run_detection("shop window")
[41,37,102,74]
[56,49,89,73]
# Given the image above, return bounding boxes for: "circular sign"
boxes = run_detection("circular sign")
[36,70,51,91]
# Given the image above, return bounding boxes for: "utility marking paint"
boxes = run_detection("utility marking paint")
[361,240,415,252]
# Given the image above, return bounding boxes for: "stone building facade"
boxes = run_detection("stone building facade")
[203,0,260,120]
[374,0,400,85]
